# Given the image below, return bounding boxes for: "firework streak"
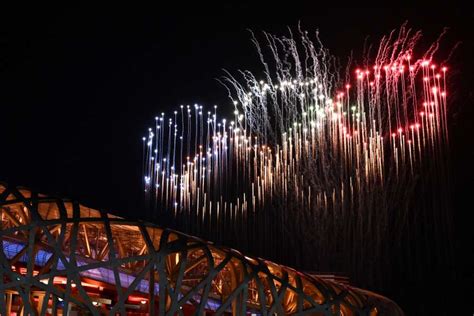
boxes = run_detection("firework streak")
[143,26,451,289]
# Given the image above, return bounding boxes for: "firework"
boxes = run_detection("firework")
[143,25,451,289]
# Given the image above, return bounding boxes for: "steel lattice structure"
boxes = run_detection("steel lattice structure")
[0,183,403,315]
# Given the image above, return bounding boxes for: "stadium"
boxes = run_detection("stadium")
[0,182,403,315]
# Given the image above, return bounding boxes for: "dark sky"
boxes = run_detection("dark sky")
[1,4,473,312]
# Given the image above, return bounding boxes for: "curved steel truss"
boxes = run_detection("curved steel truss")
[0,183,403,315]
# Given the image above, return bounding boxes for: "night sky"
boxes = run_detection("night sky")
[1,4,473,314]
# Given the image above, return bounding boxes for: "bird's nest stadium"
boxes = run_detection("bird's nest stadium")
[0,183,403,315]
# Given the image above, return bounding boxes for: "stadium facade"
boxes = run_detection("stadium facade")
[0,183,403,315]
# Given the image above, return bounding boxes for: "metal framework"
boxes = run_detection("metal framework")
[0,183,403,315]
